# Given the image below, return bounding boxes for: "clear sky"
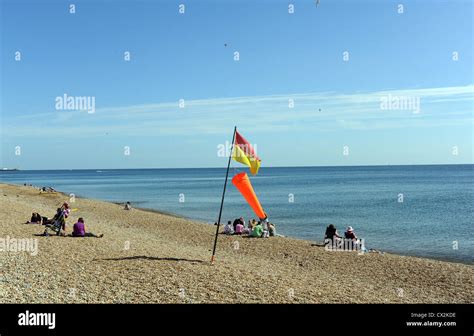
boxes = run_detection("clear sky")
[0,0,473,170]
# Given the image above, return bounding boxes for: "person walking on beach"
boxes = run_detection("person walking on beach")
[72,218,104,238]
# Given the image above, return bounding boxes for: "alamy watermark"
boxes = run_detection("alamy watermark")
[0,236,38,256]
[324,238,366,255]
[380,94,420,114]
[18,310,55,329]
[55,93,96,114]
[217,141,258,158]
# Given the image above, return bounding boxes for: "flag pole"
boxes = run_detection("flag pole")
[211,126,237,264]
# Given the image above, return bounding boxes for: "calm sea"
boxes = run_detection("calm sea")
[1,165,473,264]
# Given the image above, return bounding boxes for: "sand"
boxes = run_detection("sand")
[0,183,472,303]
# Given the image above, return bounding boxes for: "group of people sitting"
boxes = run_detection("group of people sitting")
[222,217,278,238]
[27,202,103,238]
[323,224,366,251]
[27,202,71,226]
[324,224,358,242]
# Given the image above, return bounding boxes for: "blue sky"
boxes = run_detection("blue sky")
[0,0,473,169]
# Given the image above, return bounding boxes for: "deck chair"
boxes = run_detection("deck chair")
[43,212,65,236]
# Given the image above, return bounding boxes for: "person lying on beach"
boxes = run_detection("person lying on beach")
[26,212,42,224]
[124,202,132,210]
[72,218,104,238]
[251,221,264,238]
[224,221,234,235]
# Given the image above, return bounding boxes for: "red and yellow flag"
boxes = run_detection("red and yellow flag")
[232,131,261,175]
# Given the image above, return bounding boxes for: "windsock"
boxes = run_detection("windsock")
[232,172,266,220]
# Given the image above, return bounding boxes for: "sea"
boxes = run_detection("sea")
[1,165,473,264]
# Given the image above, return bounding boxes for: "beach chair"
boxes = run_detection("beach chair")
[43,213,65,236]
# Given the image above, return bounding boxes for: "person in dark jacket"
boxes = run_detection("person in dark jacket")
[324,224,341,245]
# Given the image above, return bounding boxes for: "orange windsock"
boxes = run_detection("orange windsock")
[232,172,266,220]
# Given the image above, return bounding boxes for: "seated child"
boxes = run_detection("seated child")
[223,221,234,235]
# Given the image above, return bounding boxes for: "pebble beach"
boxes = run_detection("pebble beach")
[0,183,472,304]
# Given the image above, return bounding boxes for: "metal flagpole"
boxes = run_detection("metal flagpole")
[210,126,237,264]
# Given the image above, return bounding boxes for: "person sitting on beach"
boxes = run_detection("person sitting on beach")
[344,226,357,240]
[233,217,244,231]
[235,221,244,235]
[72,218,104,238]
[27,212,42,224]
[268,222,276,237]
[224,221,234,235]
[344,226,363,251]
[250,219,257,229]
[324,224,341,245]
[251,221,264,238]
[124,202,132,210]
[243,218,252,234]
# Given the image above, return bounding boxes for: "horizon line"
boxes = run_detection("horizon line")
[1,163,473,172]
